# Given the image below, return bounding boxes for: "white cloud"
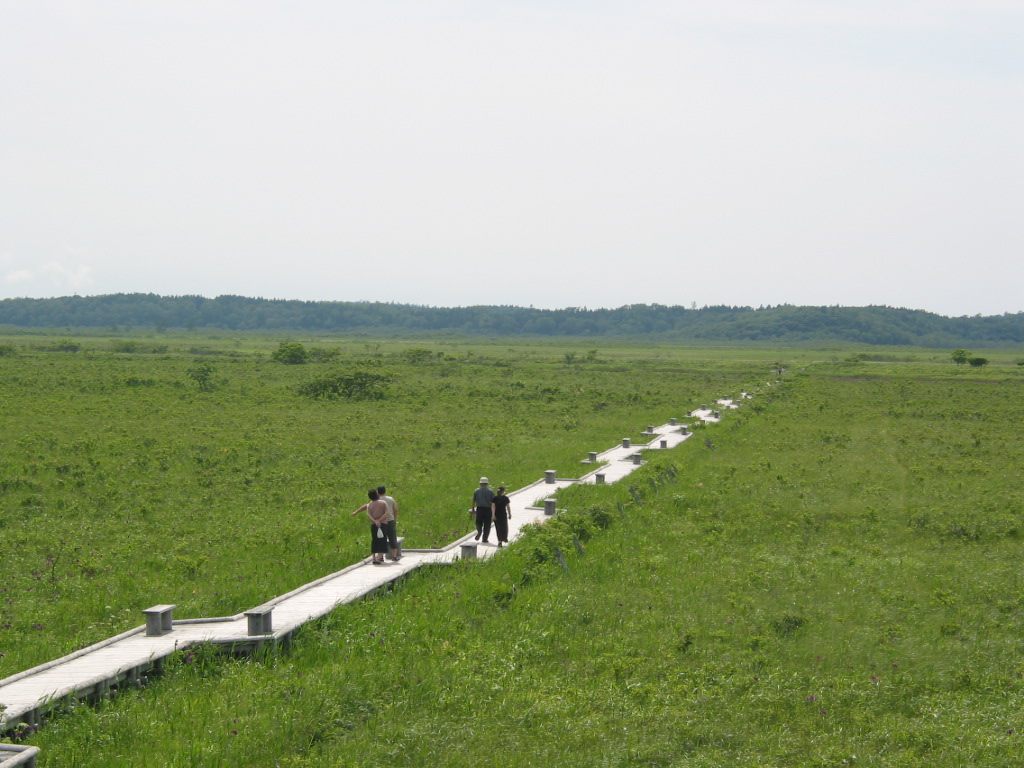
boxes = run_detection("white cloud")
[1,259,95,297]
[41,262,94,292]
[5,269,34,285]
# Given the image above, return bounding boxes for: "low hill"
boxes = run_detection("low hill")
[1,293,1022,346]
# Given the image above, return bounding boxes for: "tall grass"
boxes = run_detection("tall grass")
[0,337,764,674]
[16,353,1024,765]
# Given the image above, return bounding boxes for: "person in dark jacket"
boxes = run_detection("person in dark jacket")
[492,486,511,547]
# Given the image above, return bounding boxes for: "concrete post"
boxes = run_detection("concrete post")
[588,451,598,463]
[595,473,605,484]
[460,543,478,559]
[143,605,175,637]
[545,469,556,484]
[622,438,631,448]
[544,498,557,516]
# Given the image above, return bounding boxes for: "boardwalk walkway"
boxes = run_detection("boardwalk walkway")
[0,399,743,761]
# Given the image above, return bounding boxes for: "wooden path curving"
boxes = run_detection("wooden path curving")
[0,398,744,762]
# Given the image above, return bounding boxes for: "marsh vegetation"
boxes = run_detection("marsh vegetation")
[2,333,1022,765]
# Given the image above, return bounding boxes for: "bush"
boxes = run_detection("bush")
[271,342,309,364]
[403,348,433,364]
[187,361,217,392]
[296,369,397,400]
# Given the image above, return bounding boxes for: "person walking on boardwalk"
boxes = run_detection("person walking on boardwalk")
[377,485,401,561]
[471,477,495,543]
[492,485,511,547]
[351,489,390,564]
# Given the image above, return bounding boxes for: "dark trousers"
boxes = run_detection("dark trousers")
[493,514,509,543]
[475,507,492,541]
[384,520,399,549]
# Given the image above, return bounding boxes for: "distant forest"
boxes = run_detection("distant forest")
[1,294,1023,347]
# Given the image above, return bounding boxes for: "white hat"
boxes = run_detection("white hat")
[480,477,489,484]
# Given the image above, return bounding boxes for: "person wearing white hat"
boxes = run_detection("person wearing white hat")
[471,477,496,543]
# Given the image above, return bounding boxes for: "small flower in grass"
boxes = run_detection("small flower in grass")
[820,709,827,716]
[807,695,817,702]
[871,675,879,682]
[1008,728,1016,735]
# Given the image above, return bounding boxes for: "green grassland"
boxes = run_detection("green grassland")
[3,334,1023,766]
[0,334,770,674]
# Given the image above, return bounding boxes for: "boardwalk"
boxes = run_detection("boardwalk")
[0,399,743,760]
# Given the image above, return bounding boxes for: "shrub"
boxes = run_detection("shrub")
[187,361,216,392]
[967,357,988,368]
[403,348,433,364]
[271,342,309,364]
[296,369,397,400]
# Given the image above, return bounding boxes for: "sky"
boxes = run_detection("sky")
[1,1,1021,318]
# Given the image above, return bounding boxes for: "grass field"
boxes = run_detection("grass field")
[3,333,1023,766]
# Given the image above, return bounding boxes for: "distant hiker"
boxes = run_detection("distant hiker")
[471,477,495,543]
[492,485,511,547]
[352,489,389,564]
[377,484,401,561]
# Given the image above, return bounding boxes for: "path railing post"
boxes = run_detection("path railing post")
[142,605,176,637]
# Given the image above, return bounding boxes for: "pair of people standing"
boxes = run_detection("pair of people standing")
[352,485,401,564]
[471,477,511,547]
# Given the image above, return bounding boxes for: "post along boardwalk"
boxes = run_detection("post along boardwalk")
[0,397,747,761]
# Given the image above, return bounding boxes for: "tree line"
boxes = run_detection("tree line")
[1,294,1022,346]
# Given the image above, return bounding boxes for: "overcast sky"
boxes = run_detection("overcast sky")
[2,1,1021,317]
